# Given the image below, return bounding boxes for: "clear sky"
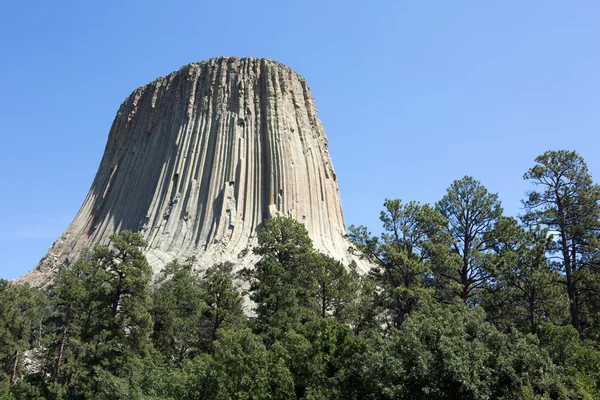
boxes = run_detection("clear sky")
[2,1,600,280]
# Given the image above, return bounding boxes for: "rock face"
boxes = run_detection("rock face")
[21,57,366,286]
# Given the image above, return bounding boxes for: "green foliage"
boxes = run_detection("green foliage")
[41,230,154,397]
[483,218,568,333]
[348,199,448,329]
[356,306,575,399]
[245,216,359,345]
[199,262,244,353]
[523,149,600,336]
[0,280,47,395]
[152,258,206,363]
[243,217,317,344]
[309,251,357,321]
[4,149,600,398]
[91,230,154,366]
[212,327,291,399]
[435,176,503,304]
[537,323,600,397]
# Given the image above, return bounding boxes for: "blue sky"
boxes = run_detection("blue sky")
[2,1,600,280]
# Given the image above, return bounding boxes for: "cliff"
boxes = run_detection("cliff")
[21,57,366,286]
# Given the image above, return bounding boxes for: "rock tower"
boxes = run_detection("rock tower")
[22,57,365,286]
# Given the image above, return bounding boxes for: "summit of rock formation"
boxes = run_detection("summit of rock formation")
[21,56,367,286]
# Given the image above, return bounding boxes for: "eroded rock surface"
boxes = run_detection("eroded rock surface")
[21,57,366,286]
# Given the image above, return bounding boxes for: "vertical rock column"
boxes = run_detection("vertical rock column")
[22,57,366,286]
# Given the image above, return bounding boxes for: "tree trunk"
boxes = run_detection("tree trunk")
[558,201,580,332]
[461,232,471,304]
[461,262,469,303]
[112,288,122,316]
[322,285,327,319]
[210,312,219,356]
[9,350,19,394]
[528,291,536,334]
[55,325,68,381]
[112,271,125,316]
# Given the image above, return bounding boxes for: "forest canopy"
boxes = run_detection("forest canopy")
[2,149,600,399]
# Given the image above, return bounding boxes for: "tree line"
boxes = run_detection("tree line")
[2,149,600,399]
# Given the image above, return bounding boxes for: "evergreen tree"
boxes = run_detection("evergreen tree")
[309,252,356,321]
[483,217,568,333]
[365,306,578,399]
[345,274,384,336]
[199,261,244,354]
[45,253,103,387]
[244,217,317,345]
[90,230,154,371]
[212,327,295,400]
[436,176,503,304]
[523,149,600,334]
[152,258,206,363]
[349,199,449,328]
[46,230,154,397]
[0,280,47,396]
[5,152,600,399]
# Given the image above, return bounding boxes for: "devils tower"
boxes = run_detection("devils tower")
[22,57,365,286]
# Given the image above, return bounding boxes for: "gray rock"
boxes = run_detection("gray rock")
[20,57,367,286]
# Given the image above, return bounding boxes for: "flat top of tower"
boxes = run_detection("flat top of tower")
[178,56,306,83]
[110,55,319,127]
[187,56,295,70]
[122,56,311,107]
[127,57,308,99]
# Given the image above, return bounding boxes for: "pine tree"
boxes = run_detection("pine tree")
[244,217,317,345]
[152,259,206,363]
[349,199,449,328]
[0,280,47,395]
[523,150,600,334]
[199,262,244,354]
[47,230,154,396]
[308,252,356,321]
[436,176,503,304]
[483,217,567,333]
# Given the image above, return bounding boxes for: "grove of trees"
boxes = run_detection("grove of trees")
[2,149,600,399]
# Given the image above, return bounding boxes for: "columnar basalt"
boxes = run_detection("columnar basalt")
[22,57,366,286]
